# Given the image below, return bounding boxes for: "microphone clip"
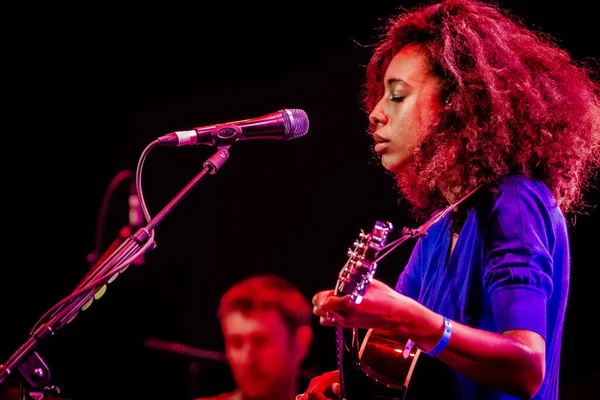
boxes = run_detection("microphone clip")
[205,123,243,146]
[157,123,242,147]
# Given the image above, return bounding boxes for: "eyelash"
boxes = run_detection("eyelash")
[391,95,405,102]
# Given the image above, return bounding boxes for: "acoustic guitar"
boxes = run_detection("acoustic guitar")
[333,221,452,400]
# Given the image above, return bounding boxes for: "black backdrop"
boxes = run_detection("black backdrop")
[2,2,598,399]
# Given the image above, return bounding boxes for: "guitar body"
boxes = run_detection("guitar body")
[340,328,453,399]
[334,221,453,400]
[338,327,413,400]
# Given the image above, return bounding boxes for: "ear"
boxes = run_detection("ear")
[293,325,313,365]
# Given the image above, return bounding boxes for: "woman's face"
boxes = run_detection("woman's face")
[368,43,443,175]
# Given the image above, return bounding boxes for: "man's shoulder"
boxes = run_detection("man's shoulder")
[194,395,231,400]
[194,391,240,400]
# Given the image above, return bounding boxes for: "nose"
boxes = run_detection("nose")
[240,343,259,366]
[369,102,388,126]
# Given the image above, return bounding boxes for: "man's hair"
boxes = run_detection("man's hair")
[217,274,312,334]
[363,0,600,220]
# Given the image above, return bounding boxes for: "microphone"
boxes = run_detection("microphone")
[157,108,309,147]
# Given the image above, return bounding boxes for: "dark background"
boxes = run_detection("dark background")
[1,1,597,399]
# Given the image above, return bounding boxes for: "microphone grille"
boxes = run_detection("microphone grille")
[281,109,309,139]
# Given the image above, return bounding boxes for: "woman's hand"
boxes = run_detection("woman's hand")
[312,278,418,331]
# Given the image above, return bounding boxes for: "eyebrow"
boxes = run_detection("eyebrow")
[386,78,411,90]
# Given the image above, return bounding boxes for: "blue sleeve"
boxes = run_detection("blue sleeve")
[482,178,556,339]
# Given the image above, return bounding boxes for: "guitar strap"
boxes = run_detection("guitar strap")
[375,183,485,265]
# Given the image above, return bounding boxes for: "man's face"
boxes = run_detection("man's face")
[222,309,298,399]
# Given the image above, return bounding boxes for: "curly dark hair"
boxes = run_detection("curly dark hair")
[362,0,600,222]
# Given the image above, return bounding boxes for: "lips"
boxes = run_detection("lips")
[374,142,389,153]
[372,134,389,153]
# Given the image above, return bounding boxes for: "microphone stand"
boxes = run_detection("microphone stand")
[0,146,231,399]
[78,224,145,291]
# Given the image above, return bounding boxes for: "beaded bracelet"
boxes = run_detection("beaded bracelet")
[426,316,452,357]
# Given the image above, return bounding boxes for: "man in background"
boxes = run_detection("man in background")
[195,274,313,400]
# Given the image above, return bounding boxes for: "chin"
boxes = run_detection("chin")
[242,387,268,399]
[381,155,405,175]
[241,380,271,397]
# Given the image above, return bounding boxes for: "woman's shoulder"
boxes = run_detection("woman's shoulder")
[496,175,557,206]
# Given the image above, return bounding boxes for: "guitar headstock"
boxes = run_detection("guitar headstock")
[334,220,393,304]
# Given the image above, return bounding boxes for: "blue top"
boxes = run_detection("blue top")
[396,175,570,400]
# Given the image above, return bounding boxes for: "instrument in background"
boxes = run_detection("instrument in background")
[144,337,228,363]
[0,384,67,400]
[143,337,319,381]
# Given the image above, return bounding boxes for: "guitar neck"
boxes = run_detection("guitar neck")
[333,221,394,400]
